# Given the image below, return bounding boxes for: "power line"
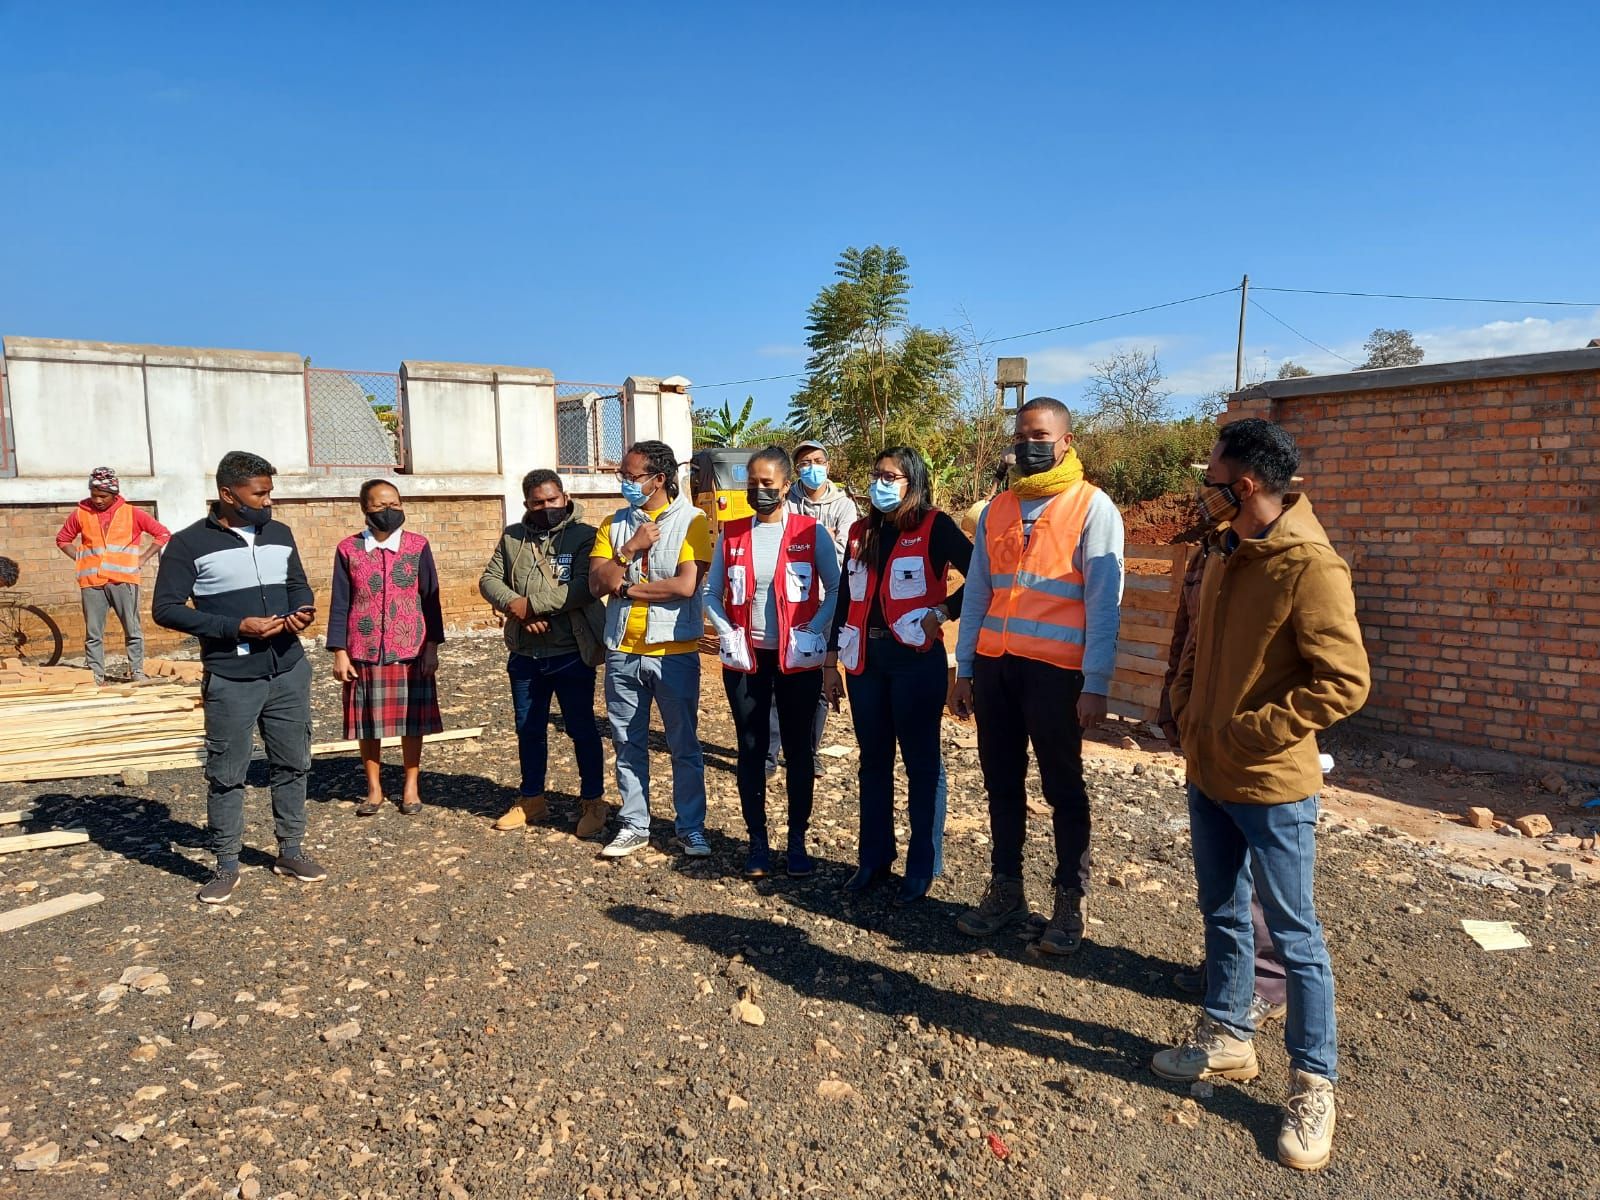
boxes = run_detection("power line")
[691,285,1240,390]
[1254,286,1600,307]
[1248,298,1359,367]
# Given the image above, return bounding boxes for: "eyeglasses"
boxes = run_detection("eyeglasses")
[869,471,907,484]
[616,470,660,484]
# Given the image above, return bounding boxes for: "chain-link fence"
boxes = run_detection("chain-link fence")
[305,368,402,473]
[555,382,626,473]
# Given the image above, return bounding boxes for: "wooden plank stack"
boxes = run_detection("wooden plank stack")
[1108,542,1187,724]
[145,658,206,683]
[0,658,97,688]
[0,672,205,783]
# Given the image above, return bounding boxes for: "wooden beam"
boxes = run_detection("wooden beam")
[310,727,484,756]
[0,809,35,826]
[0,828,89,855]
[0,891,105,933]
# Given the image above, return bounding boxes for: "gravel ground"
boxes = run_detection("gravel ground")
[1,635,1596,1200]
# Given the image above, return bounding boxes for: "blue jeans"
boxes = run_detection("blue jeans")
[845,635,948,878]
[507,651,604,800]
[1189,784,1337,1080]
[604,650,707,837]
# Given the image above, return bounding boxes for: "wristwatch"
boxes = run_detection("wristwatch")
[931,606,950,625]
[619,582,633,602]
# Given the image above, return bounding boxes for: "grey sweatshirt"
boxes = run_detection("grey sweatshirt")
[954,488,1125,695]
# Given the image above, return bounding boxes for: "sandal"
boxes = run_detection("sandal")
[398,797,422,816]
[355,797,384,817]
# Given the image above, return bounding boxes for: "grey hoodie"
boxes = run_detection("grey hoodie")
[785,479,858,566]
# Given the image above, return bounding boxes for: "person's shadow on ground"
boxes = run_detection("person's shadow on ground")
[25,789,266,883]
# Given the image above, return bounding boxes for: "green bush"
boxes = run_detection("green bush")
[1077,418,1216,506]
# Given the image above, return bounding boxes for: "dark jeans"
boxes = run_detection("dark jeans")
[508,651,604,800]
[765,691,828,773]
[845,634,948,878]
[973,652,1091,891]
[202,656,312,863]
[723,650,822,842]
[1189,785,1337,1079]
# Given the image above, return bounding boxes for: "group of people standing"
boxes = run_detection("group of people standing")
[80,398,1366,1173]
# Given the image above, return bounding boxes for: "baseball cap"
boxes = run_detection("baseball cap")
[794,440,827,458]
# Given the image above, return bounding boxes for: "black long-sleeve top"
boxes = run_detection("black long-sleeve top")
[828,508,971,651]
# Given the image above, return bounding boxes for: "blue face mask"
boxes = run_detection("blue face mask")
[620,479,650,508]
[798,463,828,491]
[869,479,903,513]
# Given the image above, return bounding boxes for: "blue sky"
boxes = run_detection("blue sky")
[5,1,1598,421]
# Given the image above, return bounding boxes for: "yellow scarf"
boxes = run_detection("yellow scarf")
[1007,446,1085,498]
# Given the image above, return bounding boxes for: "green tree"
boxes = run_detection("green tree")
[692,396,781,449]
[788,245,959,482]
[1277,360,1313,379]
[1359,328,1424,370]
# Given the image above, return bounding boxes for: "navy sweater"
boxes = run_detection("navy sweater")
[152,509,315,679]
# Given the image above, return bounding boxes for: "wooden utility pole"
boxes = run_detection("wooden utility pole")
[1234,274,1250,392]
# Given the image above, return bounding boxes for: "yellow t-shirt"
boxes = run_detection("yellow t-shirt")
[591,501,713,656]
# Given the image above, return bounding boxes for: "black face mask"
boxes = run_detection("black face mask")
[367,508,405,535]
[524,504,568,532]
[748,487,783,515]
[1012,438,1060,477]
[224,494,273,529]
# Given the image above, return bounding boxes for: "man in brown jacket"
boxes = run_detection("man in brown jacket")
[1150,418,1370,1173]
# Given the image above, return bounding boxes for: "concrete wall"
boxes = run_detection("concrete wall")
[0,333,686,666]
[1228,348,1600,771]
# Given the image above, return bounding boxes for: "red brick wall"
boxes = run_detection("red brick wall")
[0,500,184,657]
[1229,368,1600,768]
[271,495,507,637]
[0,496,509,664]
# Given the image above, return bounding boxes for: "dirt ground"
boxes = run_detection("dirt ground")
[1,634,1596,1200]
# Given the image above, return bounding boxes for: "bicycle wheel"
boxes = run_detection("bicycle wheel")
[2,605,64,666]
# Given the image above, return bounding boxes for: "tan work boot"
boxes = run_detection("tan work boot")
[574,797,610,840]
[1151,1016,1260,1082]
[1278,1070,1336,1171]
[1033,885,1085,956]
[492,794,549,831]
[956,874,1028,937]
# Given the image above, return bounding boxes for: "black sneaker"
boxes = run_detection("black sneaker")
[197,869,239,905]
[273,853,327,882]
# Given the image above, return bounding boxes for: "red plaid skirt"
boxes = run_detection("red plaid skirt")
[342,660,444,740]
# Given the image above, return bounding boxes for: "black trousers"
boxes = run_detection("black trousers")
[722,649,822,842]
[973,652,1091,891]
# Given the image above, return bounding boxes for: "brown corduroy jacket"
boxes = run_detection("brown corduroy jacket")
[1169,494,1370,805]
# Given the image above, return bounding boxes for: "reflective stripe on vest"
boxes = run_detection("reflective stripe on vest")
[975,483,1096,669]
[719,511,822,674]
[75,501,141,588]
[838,510,947,676]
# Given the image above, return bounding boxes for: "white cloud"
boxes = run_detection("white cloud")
[1024,309,1600,410]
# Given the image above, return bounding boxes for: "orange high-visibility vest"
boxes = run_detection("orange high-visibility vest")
[75,501,142,588]
[975,483,1097,670]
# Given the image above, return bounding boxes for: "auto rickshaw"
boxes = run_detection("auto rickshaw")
[690,447,759,537]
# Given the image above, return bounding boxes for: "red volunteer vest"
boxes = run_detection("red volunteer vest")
[838,510,947,675]
[719,511,823,673]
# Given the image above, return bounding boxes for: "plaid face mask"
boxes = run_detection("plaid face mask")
[1195,480,1241,526]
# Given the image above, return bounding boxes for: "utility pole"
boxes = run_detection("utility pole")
[1234,274,1249,392]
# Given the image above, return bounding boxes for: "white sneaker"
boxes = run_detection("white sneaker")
[601,828,651,858]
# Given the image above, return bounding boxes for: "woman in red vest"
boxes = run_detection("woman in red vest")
[327,480,446,816]
[703,446,841,879]
[823,447,971,905]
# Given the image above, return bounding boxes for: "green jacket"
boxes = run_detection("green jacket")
[478,501,602,659]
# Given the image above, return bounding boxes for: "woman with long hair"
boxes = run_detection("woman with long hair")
[702,446,840,878]
[823,446,971,905]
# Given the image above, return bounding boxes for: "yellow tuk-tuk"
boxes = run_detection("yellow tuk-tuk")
[690,447,759,538]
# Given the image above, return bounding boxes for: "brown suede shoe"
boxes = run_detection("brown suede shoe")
[1032,885,1086,956]
[574,796,610,840]
[492,794,549,831]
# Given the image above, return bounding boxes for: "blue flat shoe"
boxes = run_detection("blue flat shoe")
[893,875,933,907]
[842,864,892,895]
